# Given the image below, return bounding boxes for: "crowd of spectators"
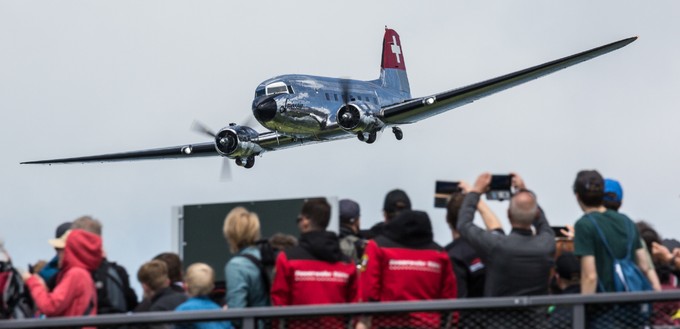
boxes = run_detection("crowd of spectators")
[6,169,680,328]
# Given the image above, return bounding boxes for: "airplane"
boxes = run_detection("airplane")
[22,28,637,169]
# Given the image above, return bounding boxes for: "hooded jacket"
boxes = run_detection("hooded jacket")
[361,210,457,328]
[271,231,358,306]
[26,229,103,321]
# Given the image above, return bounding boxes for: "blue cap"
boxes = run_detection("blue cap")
[604,178,623,202]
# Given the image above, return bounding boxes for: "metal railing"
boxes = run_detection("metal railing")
[2,290,680,328]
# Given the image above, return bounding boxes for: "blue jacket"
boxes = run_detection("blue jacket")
[174,296,232,329]
[224,246,269,308]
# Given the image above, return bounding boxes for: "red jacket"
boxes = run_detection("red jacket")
[26,229,102,323]
[361,211,457,328]
[271,231,357,328]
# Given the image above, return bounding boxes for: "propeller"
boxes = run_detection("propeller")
[191,120,216,138]
[191,120,232,182]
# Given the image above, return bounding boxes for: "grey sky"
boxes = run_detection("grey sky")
[2,1,679,294]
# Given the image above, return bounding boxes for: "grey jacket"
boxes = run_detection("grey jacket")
[457,192,555,297]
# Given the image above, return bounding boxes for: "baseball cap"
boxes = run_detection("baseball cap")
[555,252,581,280]
[383,189,411,213]
[604,178,623,203]
[48,230,71,249]
[339,199,360,224]
[55,222,72,239]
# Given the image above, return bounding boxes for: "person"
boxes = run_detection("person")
[367,189,411,238]
[572,170,660,293]
[572,170,661,328]
[71,215,139,313]
[602,178,623,211]
[223,207,269,309]
[360,210,456,329]
[271,198,357,328]
[137,260,187,312]
[338,199,366,263]
[548,252,582,329]
[22,229,102,324]
[175,263,233,329]
[457,172,555,297]
[457,172,554,328]
[36,222,72,290]
[444,181,502,298]
[154,252,185,293]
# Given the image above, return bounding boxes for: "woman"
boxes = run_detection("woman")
[223,207,269,309]
[22,229,102,326]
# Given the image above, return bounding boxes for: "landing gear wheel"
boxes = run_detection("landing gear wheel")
[235,158,244,167]
[357,132,365,142]
[392,127,403,140]
[244,156,255,169]
[366,131,377,144]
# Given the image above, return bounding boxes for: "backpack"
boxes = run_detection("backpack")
[586,214,653,292]
[0,261,36,319]
[93,259,129,314]
[238,239,277,299]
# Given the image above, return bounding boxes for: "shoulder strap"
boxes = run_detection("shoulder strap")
[586,214,621,260]
[82,296,94,316]
[238,254,271,298]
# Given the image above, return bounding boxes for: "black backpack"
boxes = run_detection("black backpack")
[0,261,35,319]
[239,239,277,295]
[93,259,134,314]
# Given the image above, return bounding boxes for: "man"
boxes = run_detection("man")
[458,172,555,297]
[603,178,623,211]
[444,181,502,298]
[367,189,411,238]
[361,210,456,329]
[338,199,366,262]
[572,170,660,293]
[37,222,72,289]
[271,198,357,328]
[72,216,139,313]
[572,170,661,328]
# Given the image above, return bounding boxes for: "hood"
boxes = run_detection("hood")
[382,210,435,248]
[299,231,344,262]
[62,229,103,273]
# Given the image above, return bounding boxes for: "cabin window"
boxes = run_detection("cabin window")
[334,94,338,101]
[255,88,266,98]
[325,92,330,101]
[358,96,363,101]
[265,81,291,96]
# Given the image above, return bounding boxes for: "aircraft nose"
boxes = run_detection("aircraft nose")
[253,96,278,122]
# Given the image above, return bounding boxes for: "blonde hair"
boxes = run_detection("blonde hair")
[137,260,169,292]
[184,263,214,297]
[223,207,261,253]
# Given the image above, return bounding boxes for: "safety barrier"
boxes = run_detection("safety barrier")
[2,290,680,328]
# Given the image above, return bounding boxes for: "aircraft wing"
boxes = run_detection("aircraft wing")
[21,142,218,164]
[380,36,637,124]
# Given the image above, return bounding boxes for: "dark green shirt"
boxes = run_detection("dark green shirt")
[573,210,641,292]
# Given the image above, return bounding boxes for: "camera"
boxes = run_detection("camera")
[486,174,513,201]
[434,181,462,208]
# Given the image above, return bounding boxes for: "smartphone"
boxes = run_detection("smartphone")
[434,181,462,208]
[552,226,569,238]
[486,174,513,201]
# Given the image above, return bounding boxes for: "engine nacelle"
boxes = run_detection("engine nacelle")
[336,102,383,134]
[214,124,263,158]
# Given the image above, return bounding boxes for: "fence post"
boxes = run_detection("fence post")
[242,317,256,329]
[572,303,586,329]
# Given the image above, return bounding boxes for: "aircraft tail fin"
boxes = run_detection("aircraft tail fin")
[380,28,411,98]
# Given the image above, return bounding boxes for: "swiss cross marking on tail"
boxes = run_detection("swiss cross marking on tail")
[390,35,401,63]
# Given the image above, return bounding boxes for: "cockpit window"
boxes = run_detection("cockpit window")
[255,88,265,98]
[265,81,292,96]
